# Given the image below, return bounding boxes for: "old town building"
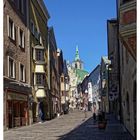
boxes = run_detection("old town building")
[117,0,136,137]
[61,60,70,114]
[29,0,50,122]
[48,27,61,118]
[79,75,89,109]
[3,0,31,129]
[107,19,120,119]
[57,48,65,115]
[79,65,101,112]
[100,56,111,113]
[88,65,101,112]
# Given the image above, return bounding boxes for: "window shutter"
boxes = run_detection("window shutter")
[7,56,9,77]
[14,27,16,43]
[33,73,35,85]
[14,61,16,78]
[22,32,25,48]
[7,15,9,37]
[24,36,25,49]
[18,27,20,47]
[13,22,15,40]
[30,20,34,35]
[40,35,42,44]
[24,66,26,82]
[19,62,21,81]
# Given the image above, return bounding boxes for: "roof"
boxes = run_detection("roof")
[76,69,89,82]
[37,0,50,19]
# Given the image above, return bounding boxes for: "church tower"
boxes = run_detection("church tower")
[72,45,83,70]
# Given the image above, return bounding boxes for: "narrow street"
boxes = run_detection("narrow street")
[4,110,134,140]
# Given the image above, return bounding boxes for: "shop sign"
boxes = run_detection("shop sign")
[8,92,27,101]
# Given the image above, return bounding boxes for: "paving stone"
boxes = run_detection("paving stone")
[4,110,134,140]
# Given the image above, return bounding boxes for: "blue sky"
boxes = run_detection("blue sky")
[44,0,117,73]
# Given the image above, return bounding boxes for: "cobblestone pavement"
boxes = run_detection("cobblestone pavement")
[4,110,134,140]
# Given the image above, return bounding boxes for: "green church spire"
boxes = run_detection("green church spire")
[75,45,80,61]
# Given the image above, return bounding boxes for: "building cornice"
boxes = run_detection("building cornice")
[37,0,50,20]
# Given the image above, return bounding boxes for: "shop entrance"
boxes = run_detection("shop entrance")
[8,101,13,128]
[7,100,28,128]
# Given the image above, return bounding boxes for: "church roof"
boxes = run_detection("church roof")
[76,69,89,82]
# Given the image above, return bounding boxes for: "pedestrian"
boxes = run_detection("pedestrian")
[93,112,96,123]
[38,102,44,123]
[84,105,87,118]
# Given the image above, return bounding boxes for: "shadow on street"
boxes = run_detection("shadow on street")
[57,114,135,140]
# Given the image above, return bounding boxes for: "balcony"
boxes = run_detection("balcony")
[35,65,45,73]
[36,89,46,98]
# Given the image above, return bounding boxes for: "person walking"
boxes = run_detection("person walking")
[93,112,96,123]
[84,104,88,118]
[92,104,97,123]
[38,102,44,123]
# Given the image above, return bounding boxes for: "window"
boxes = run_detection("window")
[18,0,24,14]
[61,77,64,83]
[36,49,44,61]
[32,73,34,86]
[36,73,45,85]
[8,56,15,78]
[18,28,25,48]
[123,0,132,4]
[39,34,42,44]
[19,63,25,82]
[34,27,38,39]
[7,16,15,40]
[30,20,34,35]
[75,63,77,69]
[11,0,16,3]
[80,63,82,69]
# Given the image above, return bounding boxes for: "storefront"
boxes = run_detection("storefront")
[6,91,29,128]
[4,78,32,130]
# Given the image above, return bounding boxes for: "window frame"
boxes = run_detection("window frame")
[18,27,25,48]
[18,0,24,14]
[7,15,15,40]
[19,62,25,82]
[36,73,45,86]
[8,56,16,79]
[35,49,44,61]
